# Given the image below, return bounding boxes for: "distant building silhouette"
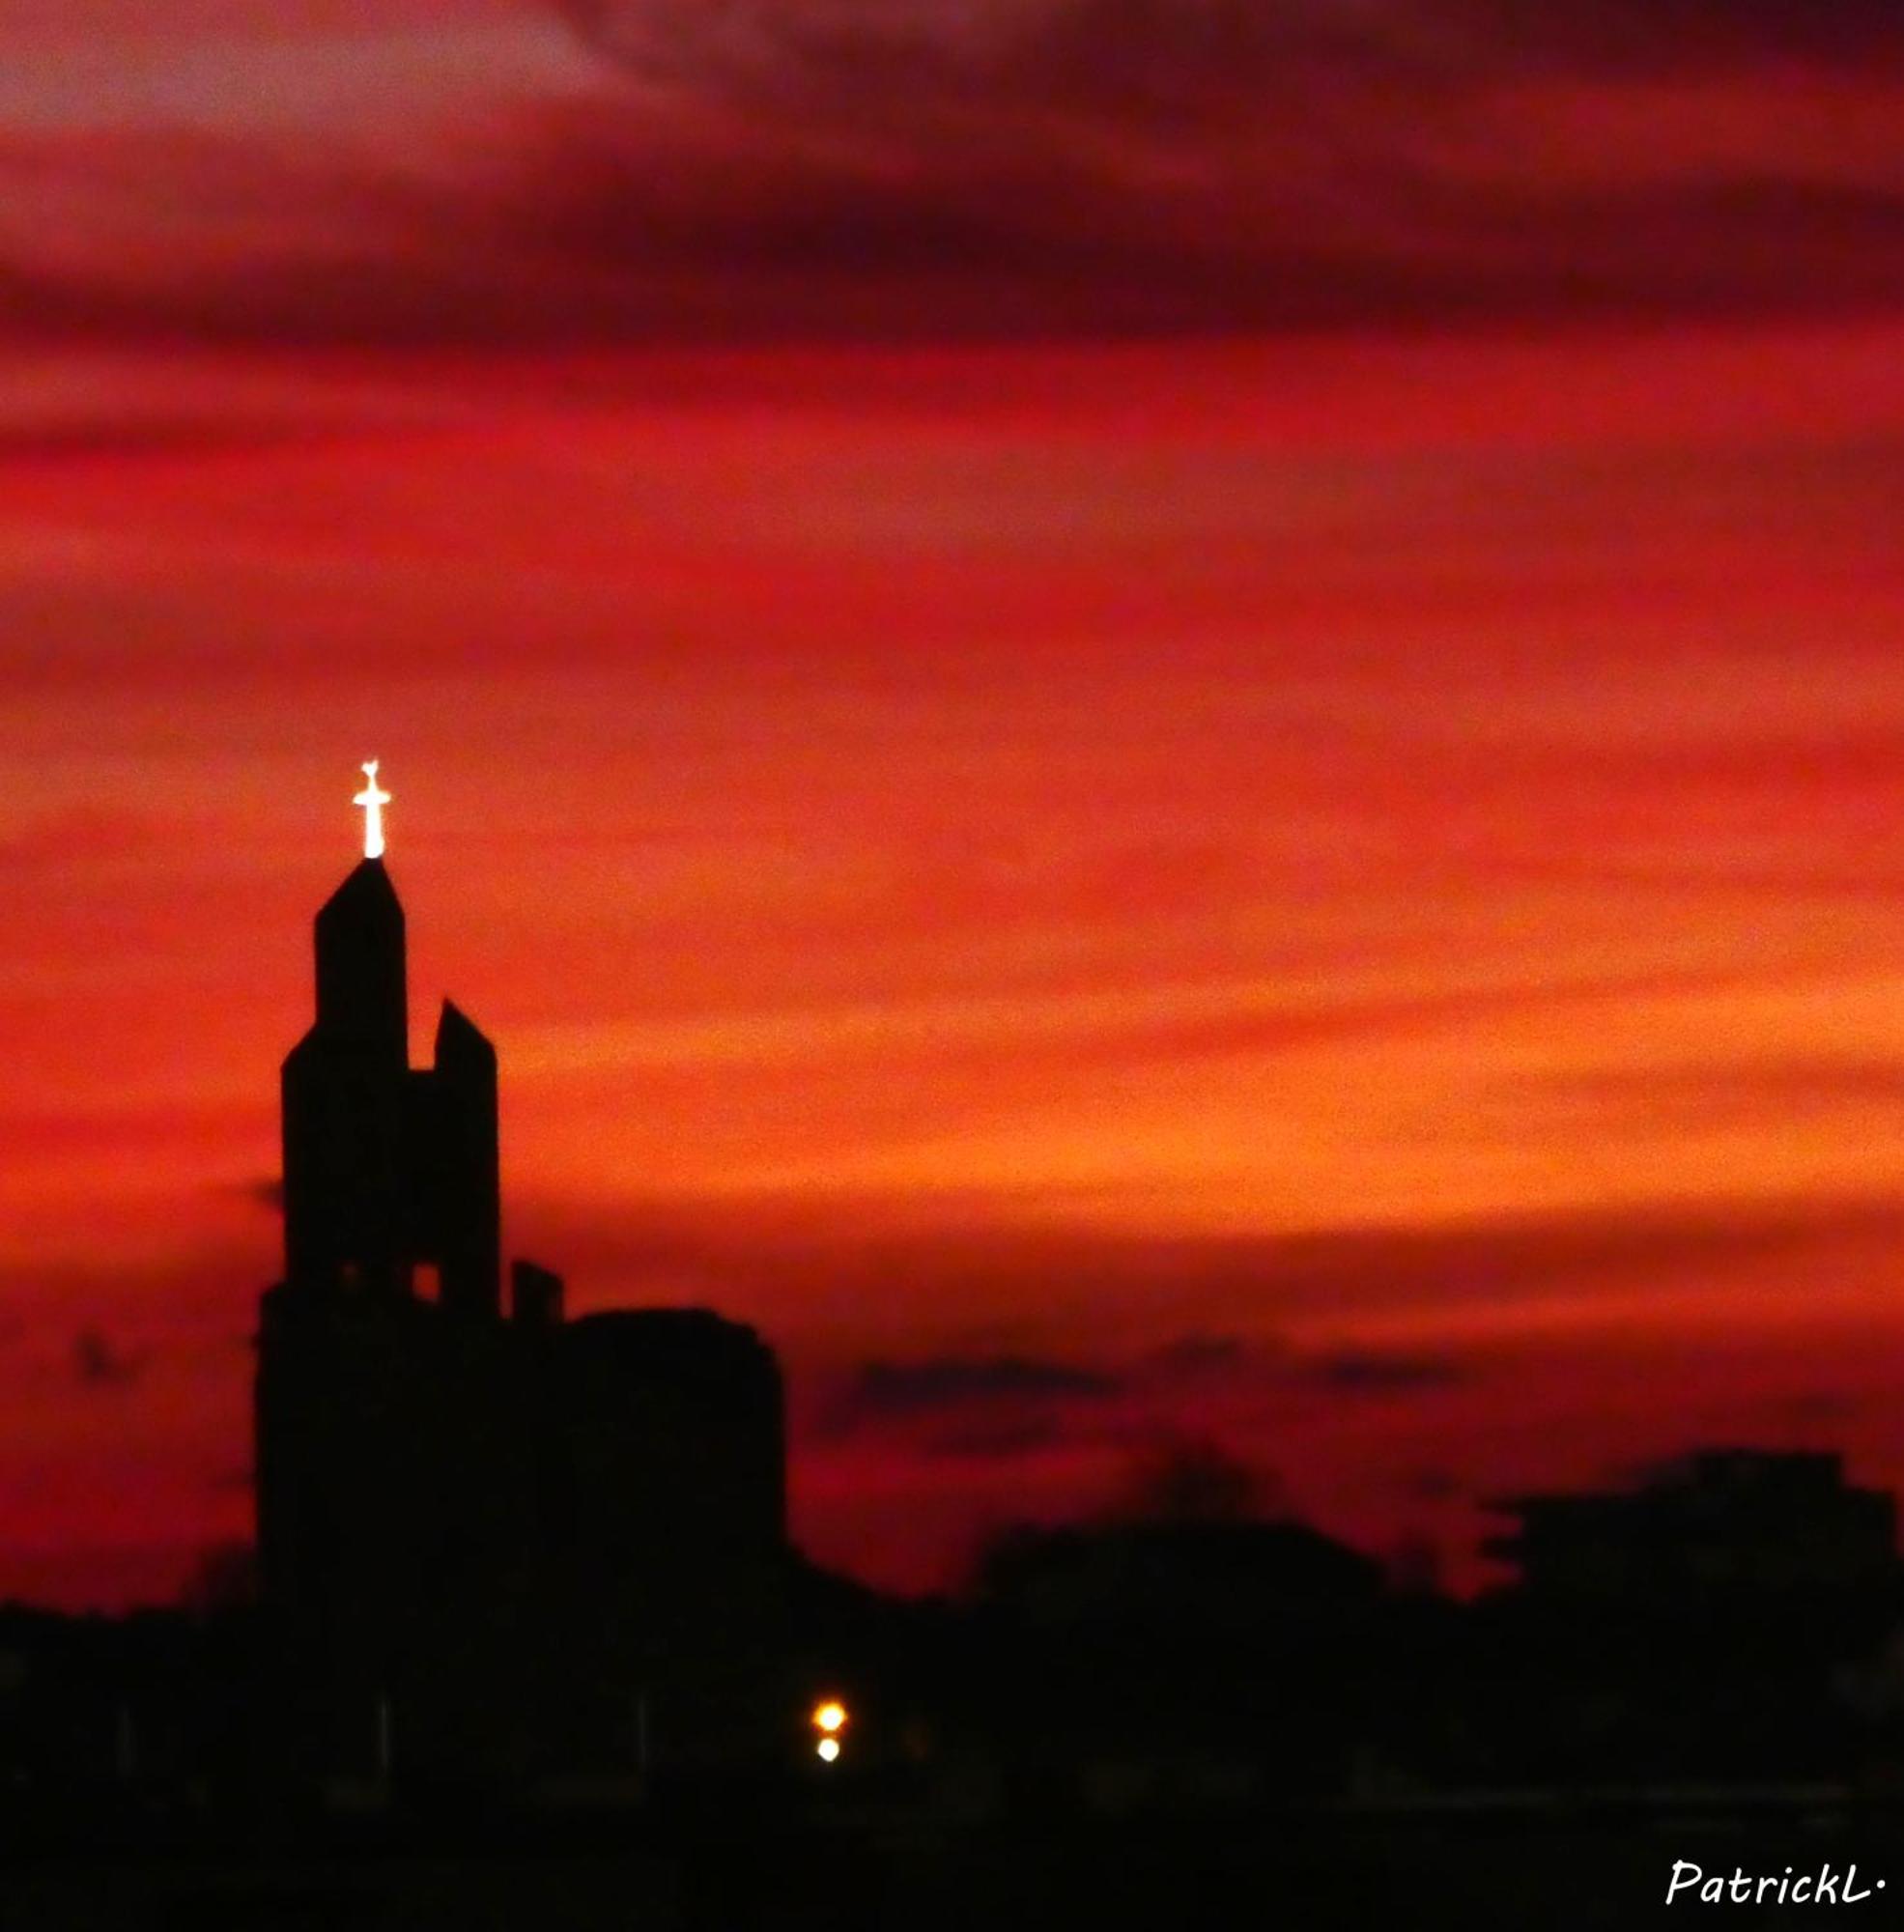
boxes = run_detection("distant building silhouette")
[1488,1449,1896,1603]
[947,1514,1392,1805]
[978,1517,1382,1634]
[1467,1451,1903,1784]
[256,820,786,1780]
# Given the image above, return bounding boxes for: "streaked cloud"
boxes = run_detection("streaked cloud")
[1,0,1902,343]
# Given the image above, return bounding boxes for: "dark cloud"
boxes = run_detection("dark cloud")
[559,2,1904,99]
[1304,1349,1467,1395]
[1146,1332,1466,1399]
[516,0,1904,339]
[819,1327,1468,1461]
[71,1326,147,1390]
[559,0,1442,126]
[924,1414,1070,1460]
[469,101,1904,345]
[5,0,1904,346]
[1105,1432,1277,1524]
[1480,0,1904,73]
[840,1351,1123,1421]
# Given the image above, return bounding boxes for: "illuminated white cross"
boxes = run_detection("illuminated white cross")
[354,759,391,860]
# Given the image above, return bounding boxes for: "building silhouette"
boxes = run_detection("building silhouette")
[1467,1450,1902,1784]
[1487,1449,1895,1605]
[256,812,787,1780]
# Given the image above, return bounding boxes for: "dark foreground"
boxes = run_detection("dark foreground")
[10,1798,1904,1930]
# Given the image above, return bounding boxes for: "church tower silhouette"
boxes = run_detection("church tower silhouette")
[255,768,788,1781]
[280,857,500,1315]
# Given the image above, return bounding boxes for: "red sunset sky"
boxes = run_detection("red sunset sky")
[4,0,1904,1607]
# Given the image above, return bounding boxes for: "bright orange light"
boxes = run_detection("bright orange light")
[816,1737,841,1764]
[812,1700,847,1734]
[353,759,390,860]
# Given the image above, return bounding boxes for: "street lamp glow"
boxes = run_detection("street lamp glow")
[354,760,391,860]
[816,1737,841,1764]
[812,1700,847,1734]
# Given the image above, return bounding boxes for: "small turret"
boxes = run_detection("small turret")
[427,999,501,1319]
